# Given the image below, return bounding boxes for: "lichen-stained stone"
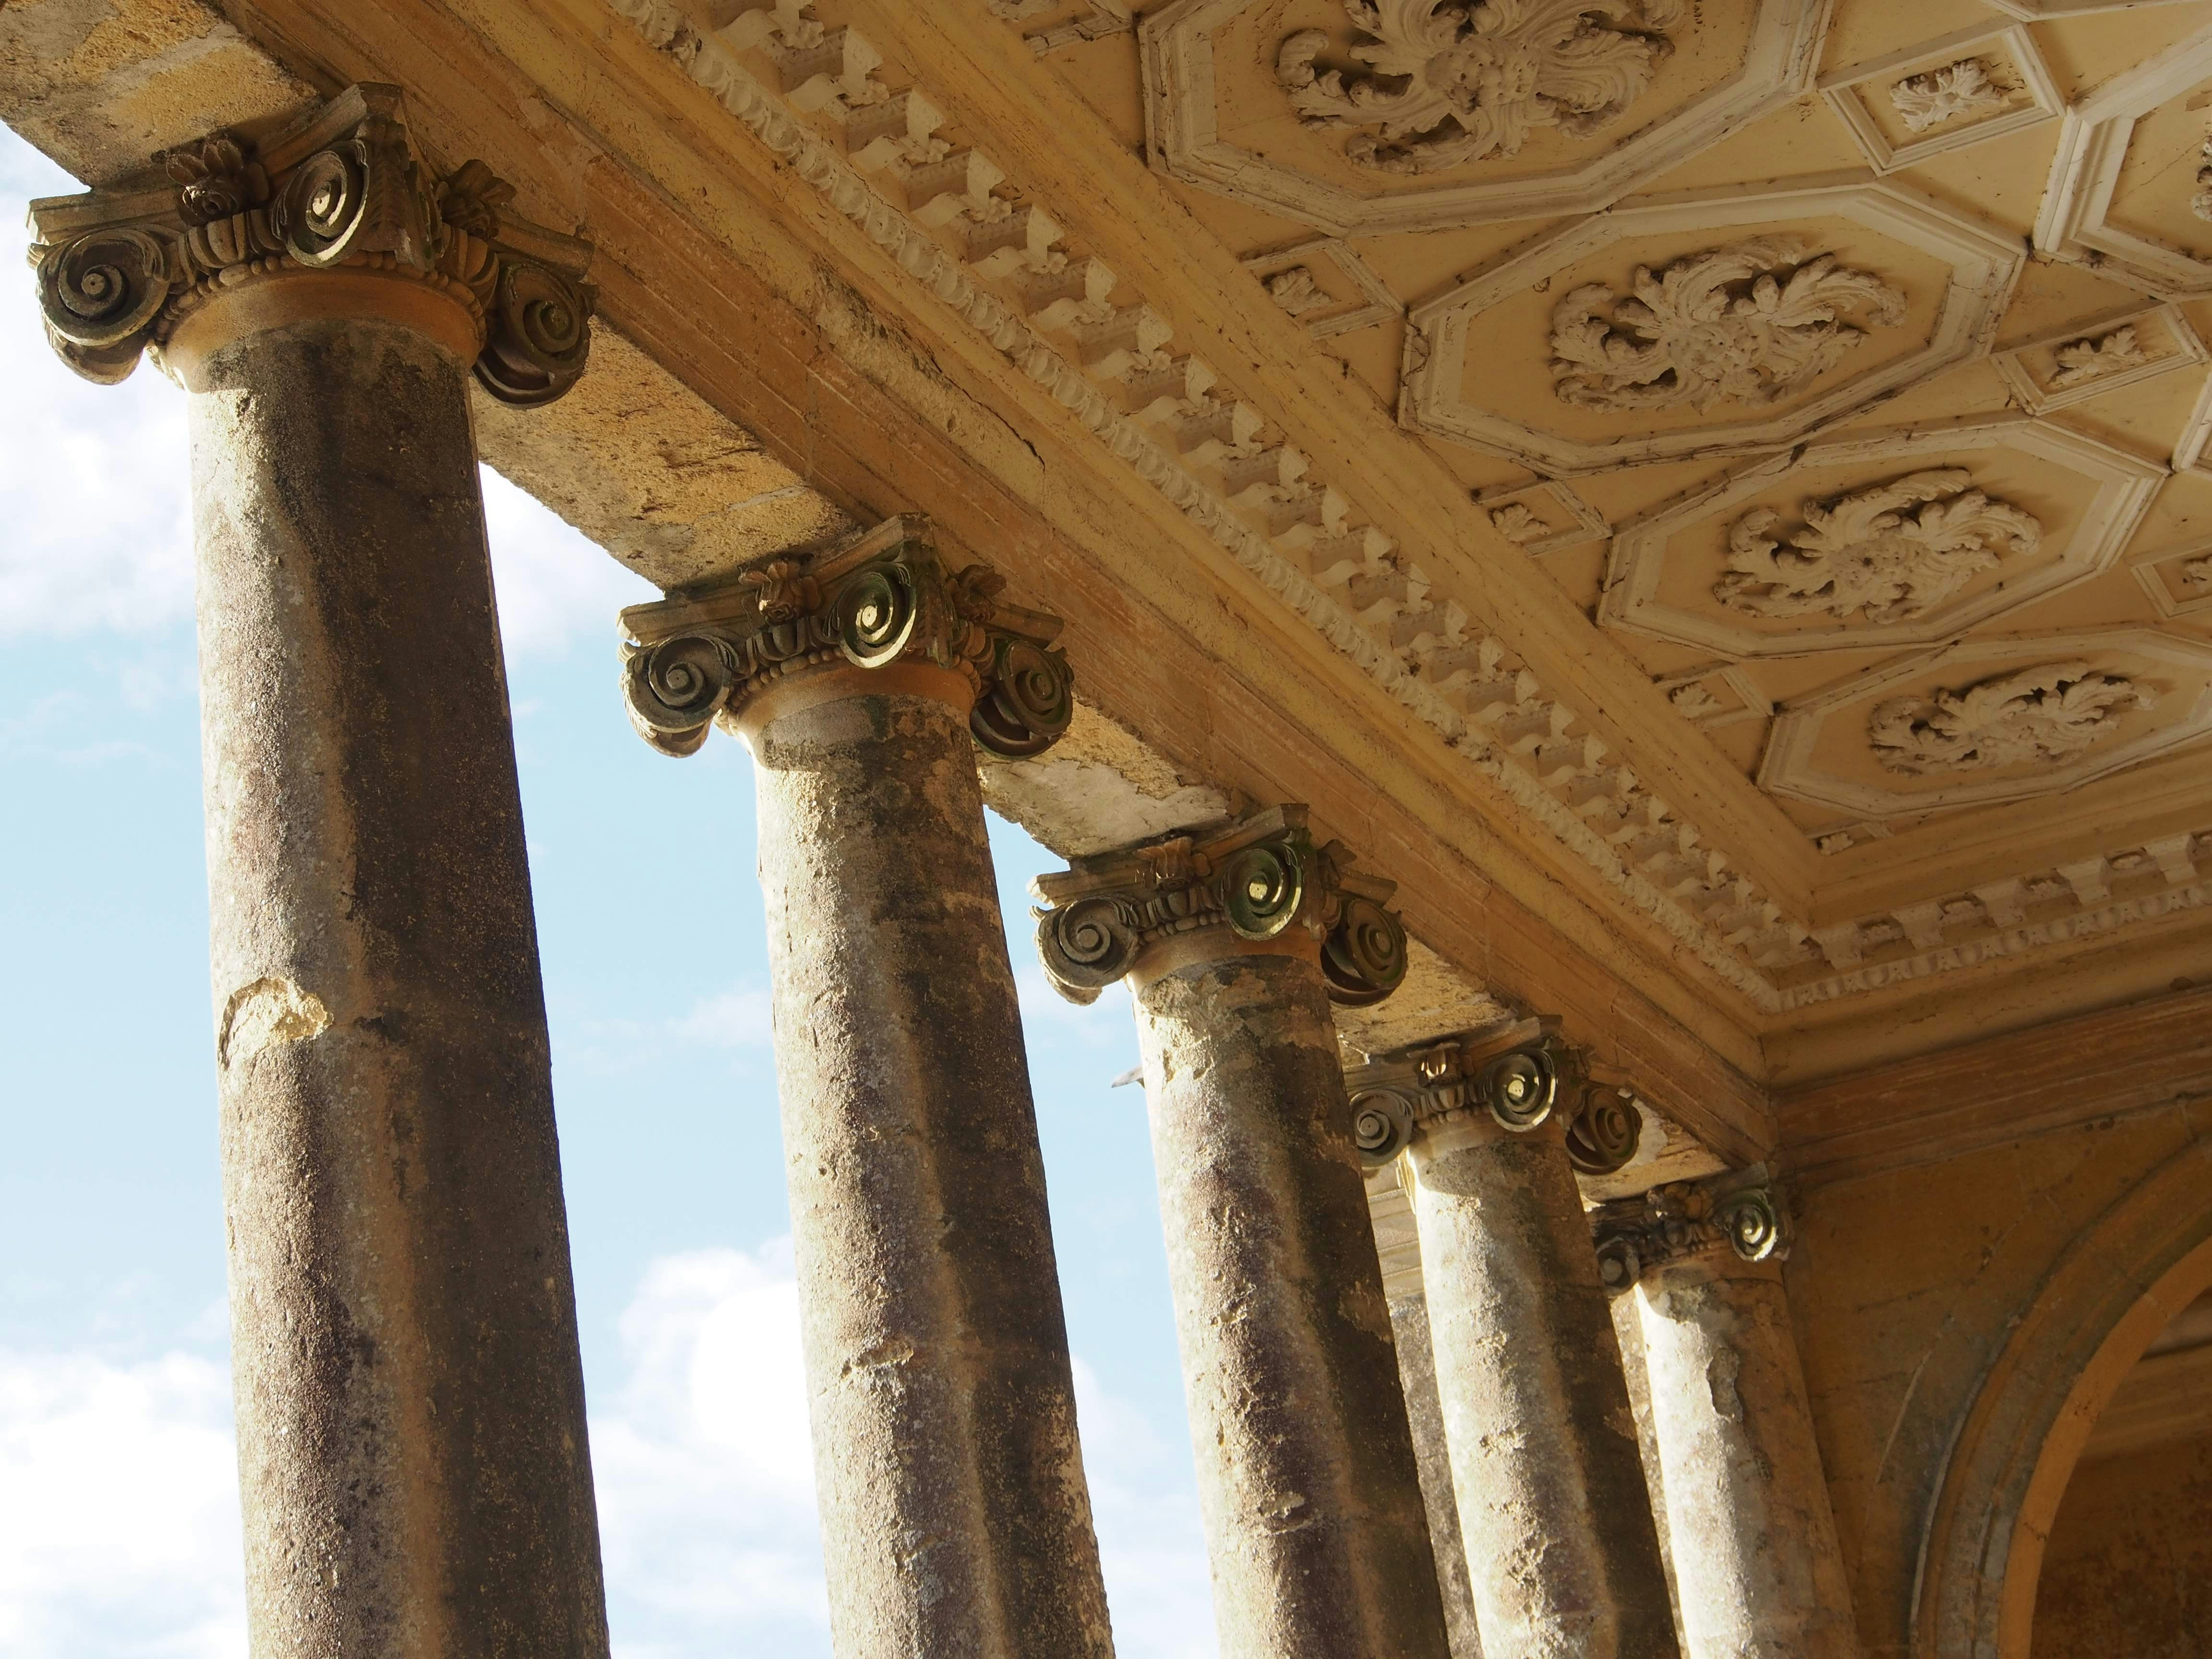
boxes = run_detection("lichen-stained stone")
[1134,950,1452,1659]
[192,310,610,1655]
[1635,1258,1862,1659]
[749,686,1115,1659]
[1407,1108,1680,1659]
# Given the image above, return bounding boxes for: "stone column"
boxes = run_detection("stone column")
[1033,809,1453,1659]
[621,517,1112,1657]
[33,90,607,1653]
[1595,1172,1862,1659]
[1350,1028,1680,1659]
[1366,1166,1486,1659]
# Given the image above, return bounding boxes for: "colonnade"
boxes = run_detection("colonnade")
[31,85,1859,1659]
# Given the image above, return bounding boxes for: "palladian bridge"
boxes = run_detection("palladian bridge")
[6,0,2212,1654]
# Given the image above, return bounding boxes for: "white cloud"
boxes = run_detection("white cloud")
[0,1348,245,1659]
[671,985,773,1049]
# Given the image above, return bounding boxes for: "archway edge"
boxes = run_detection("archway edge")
[1911,1132,2212,1659]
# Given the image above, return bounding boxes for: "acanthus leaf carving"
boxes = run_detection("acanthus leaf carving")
[1265,264,1331,316]
[2184,553,2212,591]
[1713,469,2040,626]
[1275,0,1676,176]
[1548,236,1906,412]
[2048,324,2147,390]
[1888,58,2007,135]
[1867,661,2153,776]
[1488,501,1548,543]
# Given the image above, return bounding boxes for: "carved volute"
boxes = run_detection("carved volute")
[28,84,594,403]
[1343,1016,1643,1175]
[1590,1165,1788,1296]
[1031,804,1408,1006]
[619,513,1076,759]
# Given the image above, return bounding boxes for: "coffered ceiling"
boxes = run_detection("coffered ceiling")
[961,0,2212,1015]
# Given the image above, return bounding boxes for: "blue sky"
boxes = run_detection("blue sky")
[0,124,1213,1657]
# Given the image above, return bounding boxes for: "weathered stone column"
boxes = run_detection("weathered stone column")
[1033,809,1453,1659]
[621,517,1112,1657]
[1595,1171,1862,1659]
[1366,1166,1486,1659]
[1350,1027,1680,1659]
[32,90,607,1653]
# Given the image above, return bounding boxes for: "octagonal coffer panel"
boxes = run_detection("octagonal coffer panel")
[1140,0,1829,235]
[1760,629,2212,818]
[1398,182,2023,475]
[1600,416,2166,659]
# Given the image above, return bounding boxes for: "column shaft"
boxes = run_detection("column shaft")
[1390,1288,1489,1659]
[751,687,1113,1659]
[193,315,607,1654]
[1407,1112,1678,1659]
[1635,1260,1860,1659]
[1136,952,1452,1659]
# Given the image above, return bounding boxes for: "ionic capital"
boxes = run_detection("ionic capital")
[29,84,593,403]
[1031,805,1408,1006]
[621,514,1074,758]
[1590,1166,1788,1297]
[1344,1018,1641,1175]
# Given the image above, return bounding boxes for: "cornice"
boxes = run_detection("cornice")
[596,0,2212,1023]
[601,0,1813,1012]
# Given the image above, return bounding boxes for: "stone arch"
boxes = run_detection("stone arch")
[1911,1136,2212,1659]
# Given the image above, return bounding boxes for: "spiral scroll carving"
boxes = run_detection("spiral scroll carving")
[1563,1085,1642,1175]
[1029,805,1407,1008]
[622,634,738,757]
[1479,1048,1558,1131]
[1352,1088,1417,1167]
[971,638,1074,757]
[37,229,171,384]
[478,257,595,407]
[616,517,1078,767]
[1035,899,1141,1006]
[26,86,595,405]
[1589,1166,1789,1295]
[1322,894,1408,1007]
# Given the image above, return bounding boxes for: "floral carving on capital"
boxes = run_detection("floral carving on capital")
[30,86,594,402]
[1867,661,2153,776]
[1714,470,2040,627]
[1549,236,1906,412]
[620,515,1075,760]
[1275,0,1679,175]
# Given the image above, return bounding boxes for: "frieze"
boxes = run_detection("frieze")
[27,85,593,404]
[1031,805,1408,1007]
[619,515,1074,759]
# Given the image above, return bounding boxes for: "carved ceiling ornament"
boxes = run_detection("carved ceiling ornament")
[1713,469,2040,627]
[1889,58,2006,134]
[1867,661,2153,777]
[1031,805,1408,1008]
[1275,0,1678,175]
[620,515,1074,759]
[29,85,594,403]
[2049,325,2147,390]
[1549,236,1907,413]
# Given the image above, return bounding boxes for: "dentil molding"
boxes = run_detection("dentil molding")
[1140,0,1827,235]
